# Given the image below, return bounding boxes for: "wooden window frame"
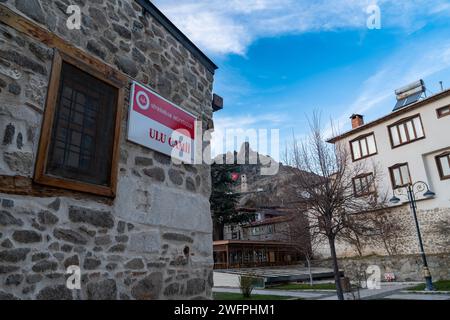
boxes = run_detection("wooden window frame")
[436,105,450,119]
[34,50,125,197]
[389,163,412,189]
[435,152,450,181]
[352,173,375,197]
[349,132,378,162]
[387,114,425,149]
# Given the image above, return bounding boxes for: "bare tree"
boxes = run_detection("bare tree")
[276,212,323,286]
[432,218,450,250]
[337,215,369,257]
[286,213,324,286]
[367,211,405,256]
[284,112,386,300]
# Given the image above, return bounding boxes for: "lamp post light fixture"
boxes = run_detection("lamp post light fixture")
[389,181,435,291]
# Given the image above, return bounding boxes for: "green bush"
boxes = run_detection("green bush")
[239,274,258,298]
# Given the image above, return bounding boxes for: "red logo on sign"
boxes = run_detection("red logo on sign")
[132,83,196,138]
[139,94,148,107]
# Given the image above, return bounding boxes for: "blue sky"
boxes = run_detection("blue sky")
[154,0,450,160]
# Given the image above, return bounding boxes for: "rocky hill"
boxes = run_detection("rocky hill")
[214,143,314,209]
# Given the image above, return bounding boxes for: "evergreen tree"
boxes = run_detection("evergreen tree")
[210,163,251,240]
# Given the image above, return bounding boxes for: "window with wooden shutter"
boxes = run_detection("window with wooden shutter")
[388,114,425,148]
[350,133,377,161]
[34,51,125,197]
[352,173,375,197]
[389,163,411,189]
[436,152,450,180]
[437,105,450,118]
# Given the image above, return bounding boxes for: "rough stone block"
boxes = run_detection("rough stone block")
[129,232,160,254]
[36,285,72,300]
[87,279,117,300]
[131,272,162,300]
[12,230,42,243]
[68,206,114,229]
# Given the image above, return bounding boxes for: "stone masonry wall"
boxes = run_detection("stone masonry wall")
[313,205,449,281]
[0,0,215,299]
[315,206,450,259]
[313,252,450,282]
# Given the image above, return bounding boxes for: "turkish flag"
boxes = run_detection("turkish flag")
[230,173,240,182]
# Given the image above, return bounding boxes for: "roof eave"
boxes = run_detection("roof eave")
[327,88,450,144]
[136,0,218,74]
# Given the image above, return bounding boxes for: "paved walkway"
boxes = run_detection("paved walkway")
[214,283,435,300]
[214,283,450,300]
[213,287,329,299]
[317,283,415,300]
[384,292,450,301]
[214,266,337,288]
[383,293,450,300]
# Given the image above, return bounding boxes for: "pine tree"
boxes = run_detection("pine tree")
[210,163,250,240]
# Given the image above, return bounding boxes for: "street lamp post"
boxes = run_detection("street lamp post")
[390,181,435,291]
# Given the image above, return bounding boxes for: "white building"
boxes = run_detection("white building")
[326,81,450,257]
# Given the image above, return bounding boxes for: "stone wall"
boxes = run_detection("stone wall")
[0,0,215,299]
[315,206,450,258]
[313,205,449,282]
[312,252,450,282]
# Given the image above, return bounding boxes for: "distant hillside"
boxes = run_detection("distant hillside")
[213,143,316,209]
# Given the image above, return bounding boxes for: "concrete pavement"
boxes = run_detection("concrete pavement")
[214,283,450,300]
[214,266,337,288]
[213,287,330,299]
[383,293,450,300]
[317,283,416,300]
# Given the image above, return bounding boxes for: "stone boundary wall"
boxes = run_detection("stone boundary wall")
[0,0,214,300]
[312,252,450,282]
[315,206,450,258]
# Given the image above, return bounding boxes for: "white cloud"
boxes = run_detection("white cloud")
[154,0,450,55]
[211,113,285,158]
[324,35,450,139]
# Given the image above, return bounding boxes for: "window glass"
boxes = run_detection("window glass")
[438,106,450,117]
[353,173,374,196]
[360,178,367,193]
[400,165,410,185]
[439,156,450,176]
[389,116,424,147]
[390,127,400,146]
[413,117,424,138]
[390,164,412,188]
[352,141,361,159]
[398,125,407,144]
[367,135,376,154]
[406,121,415,139]
[46,62,118,186]
[360,139,368,157]
[355,179,362,194]
[393,168,402,186]
[351,134,377,160]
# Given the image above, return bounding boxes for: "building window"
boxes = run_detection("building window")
[350,133,377,161]
[436,152,450,180]
[437,105,450,118]
[34,51,125,197]
[388,115,425,148]
[352,173,375,197]
[389,163,411,189]
[251,227,263,236]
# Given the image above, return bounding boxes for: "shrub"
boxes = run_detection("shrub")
[239,274,257,298]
